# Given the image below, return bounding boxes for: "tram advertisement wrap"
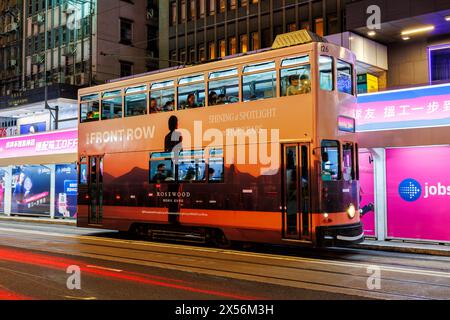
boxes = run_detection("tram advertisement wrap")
[55,164,78,219]
[359,151,375,237]
[386,146,450,242]
[12,165,51,215]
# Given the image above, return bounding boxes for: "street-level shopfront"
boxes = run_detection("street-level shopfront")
[0,129,78,219]
[358,83,450,243]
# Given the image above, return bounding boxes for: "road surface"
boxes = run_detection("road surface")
[0,221,449,300]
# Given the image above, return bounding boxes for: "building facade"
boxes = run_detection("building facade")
[161,0,347,67]
[0,0,23,97]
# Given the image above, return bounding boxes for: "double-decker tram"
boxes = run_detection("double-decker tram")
[77,31,363,247]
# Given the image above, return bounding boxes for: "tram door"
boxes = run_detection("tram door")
[88,156,104,225]
[282,144,311,240]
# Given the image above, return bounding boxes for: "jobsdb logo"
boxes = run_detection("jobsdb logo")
[399,179,450,202]
[398,179,422,202]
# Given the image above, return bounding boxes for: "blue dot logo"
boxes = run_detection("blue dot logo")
[398,179,422,202]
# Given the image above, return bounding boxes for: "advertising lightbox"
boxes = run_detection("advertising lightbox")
[359,151,375,237]
[12,165,51,215]
[55,164,78,219]
[357,83,450,132]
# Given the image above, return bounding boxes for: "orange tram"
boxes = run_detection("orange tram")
[77,31,363,247]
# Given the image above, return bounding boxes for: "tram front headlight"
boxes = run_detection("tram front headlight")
[347,204,356,219]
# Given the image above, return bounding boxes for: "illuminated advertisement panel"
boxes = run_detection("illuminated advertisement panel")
[55,164,78,219]
[0,129,78,159]
[359,151,375,237]
[386,146,450,242]
[357,83,450,132]
[12,165,51,215]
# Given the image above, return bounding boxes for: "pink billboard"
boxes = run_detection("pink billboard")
[386,146,450,242]
[0,129,78,159]
[359,151,376,237]
[357,83,450,132]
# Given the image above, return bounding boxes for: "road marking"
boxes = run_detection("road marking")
[64,296,97,300]
[86,265,123,273]
[1,226,450,280]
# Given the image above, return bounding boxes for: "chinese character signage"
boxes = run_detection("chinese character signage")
[357,83,450,131]
[0,129,78,159]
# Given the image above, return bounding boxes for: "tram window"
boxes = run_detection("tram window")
[281,55,309,67]
[102,95,122,120]
[319,56,333,91]
[208,149,224,183]
[281,65,311,96]
[242,70,276,102]
[209,79,239,105]
[79,157,88,185]
[150,159,175,183]
[242,62,276,102]
[208,68,239,106]
[150,92,175,113]
[178,84,205,109]
[80,100,100,123]
[343,142,355,181]
[321,140,340,181]
[125,92,147,117]
[337,60,353,95]
[178,159,206,182]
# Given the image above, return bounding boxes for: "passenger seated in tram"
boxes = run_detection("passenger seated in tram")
[286,74,311,96]
[217,94,227,105]
[164,100,175,112]
[209,91,218,105]
[150,98,162,113]
[183,93,199,109]
[300,74,311,94]
[153,163,168,182]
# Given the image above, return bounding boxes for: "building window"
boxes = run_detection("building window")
[209,42,216,59]
[229,0,237,9]
[229,37,237,55]
[240,34,248,53]
[199,45,206,62]
[181,0,186,22]
[251,32,259,51]
[120,61,133,77]
[240,0,247,6]
[199,0,205,17]
[315,18,324,37]
[209,0,216,15]
[219,39,226,57]
[219,0,226,12]
[170,2,177,25]
[287,23,297,32]
[120,18,133,45]
[429,45,450,82]
[190,0,196,20]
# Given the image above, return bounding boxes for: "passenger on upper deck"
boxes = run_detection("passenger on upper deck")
[217,94,227,105]
[185,93,199,109]
[287,74,311,96]
[153,163,168,182]
[150,98,162,113]
[209,91,218,105]
[164,100,175,112]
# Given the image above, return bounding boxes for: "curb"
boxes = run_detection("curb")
[0,216,76,227]
[352,242,450,257]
